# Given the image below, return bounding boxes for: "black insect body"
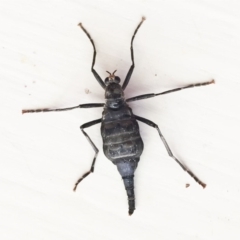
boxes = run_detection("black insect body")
[22,17,214,215]
[101,82,144,214]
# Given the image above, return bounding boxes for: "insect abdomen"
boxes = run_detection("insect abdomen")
[101,118,143,162]
[101,105,143,215]
[101,106,144,162]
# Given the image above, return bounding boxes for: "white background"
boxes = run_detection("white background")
[1,0,240,239]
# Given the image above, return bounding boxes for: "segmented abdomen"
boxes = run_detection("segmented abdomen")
[101,117,144,162]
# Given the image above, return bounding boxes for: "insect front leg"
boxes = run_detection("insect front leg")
[122,17,145,90]
[22,103,104,114]
[135,115,206,188]
[78,23,106,90]
[73,118,102,191]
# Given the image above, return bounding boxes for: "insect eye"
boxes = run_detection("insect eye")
[114,76,121,83]
[105,78,110,84]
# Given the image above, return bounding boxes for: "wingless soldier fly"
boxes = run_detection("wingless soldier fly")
[23,17,214,215]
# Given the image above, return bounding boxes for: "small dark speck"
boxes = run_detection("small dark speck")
[85,89,91,94]
[155,74,157,76]
[28,94,31,96]
[32,81,35,83]
[186,183,190,188]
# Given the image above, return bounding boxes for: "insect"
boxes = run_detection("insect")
[22,17,214,215]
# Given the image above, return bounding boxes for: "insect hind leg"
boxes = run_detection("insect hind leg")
[135,115,206,188]
[73,118,102,191]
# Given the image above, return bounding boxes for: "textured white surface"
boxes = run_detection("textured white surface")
[1,0,240,239]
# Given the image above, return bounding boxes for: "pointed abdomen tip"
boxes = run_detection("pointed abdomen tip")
[129,210,134,216]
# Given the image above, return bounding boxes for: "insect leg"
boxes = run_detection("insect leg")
[73,118,102,191]
[135,115,206,188]
[126,80,215,103]
[22,103,104,114]
[78,23,106,90]
[122,17,145,90]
